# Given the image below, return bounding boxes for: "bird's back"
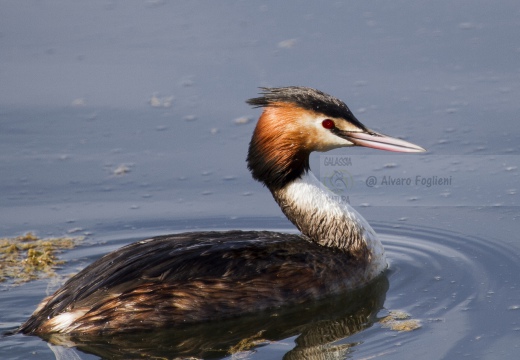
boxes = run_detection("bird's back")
[19,230,368,334]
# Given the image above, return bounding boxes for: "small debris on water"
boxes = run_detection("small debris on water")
[149,93,174,108]
[71,98,87,107]
[379,310,421,332]
[113,164,131,176]
[277,38,297,48]
[234,116,251,125]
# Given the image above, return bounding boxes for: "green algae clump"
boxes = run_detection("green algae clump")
[0,232,81,285]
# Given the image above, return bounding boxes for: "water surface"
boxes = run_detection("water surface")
[1,1,519,359]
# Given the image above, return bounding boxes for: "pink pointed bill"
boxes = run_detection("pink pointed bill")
[345,131,426,153]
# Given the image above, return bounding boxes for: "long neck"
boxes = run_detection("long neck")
[247,105,386,274]
[271,171,385,270]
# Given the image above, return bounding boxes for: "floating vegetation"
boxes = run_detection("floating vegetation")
[0,232,81,285]
[228,330,269,355]
[379,310,421,332]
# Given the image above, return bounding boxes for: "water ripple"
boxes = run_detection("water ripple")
[354,222,520,360]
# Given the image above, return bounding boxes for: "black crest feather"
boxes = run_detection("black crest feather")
[246,86,366,130]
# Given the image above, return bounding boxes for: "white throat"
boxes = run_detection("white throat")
[272,171,387,279]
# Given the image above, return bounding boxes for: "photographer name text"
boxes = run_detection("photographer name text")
[365,175,452,188]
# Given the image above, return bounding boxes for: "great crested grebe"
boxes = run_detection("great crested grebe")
[18,86,425,335]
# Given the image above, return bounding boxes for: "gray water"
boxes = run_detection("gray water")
[1,1,519,359]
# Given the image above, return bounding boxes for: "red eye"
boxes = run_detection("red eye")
[322,119,335,129]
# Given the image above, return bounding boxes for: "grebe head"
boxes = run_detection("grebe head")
[247,86,425,189]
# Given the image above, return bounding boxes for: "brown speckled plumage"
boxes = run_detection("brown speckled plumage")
[19,231,369,334]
